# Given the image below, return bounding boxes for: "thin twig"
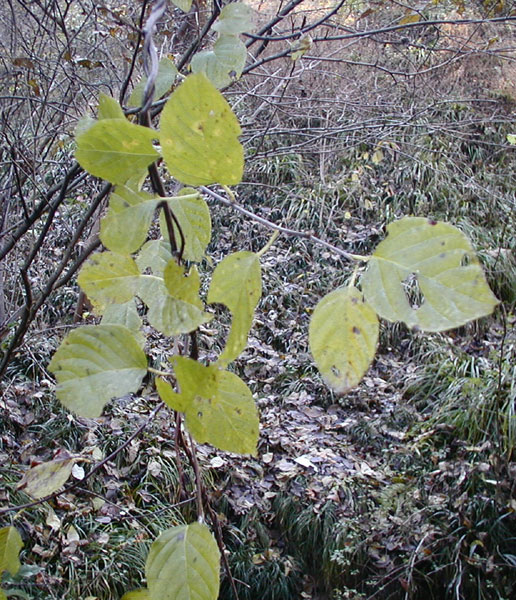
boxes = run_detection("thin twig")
[200,186,367,262]
[205,496,241,600]
[188,434,204,522]
[119,0,149,105]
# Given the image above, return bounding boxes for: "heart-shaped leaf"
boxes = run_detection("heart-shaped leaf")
[48,325,147,418]
[157,356,259,455]
[361,217,499,331]
[146,522,220,600]
[191,35,247,89]
[159,73,243,186]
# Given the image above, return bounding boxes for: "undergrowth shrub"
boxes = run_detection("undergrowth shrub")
[1,2,515,600]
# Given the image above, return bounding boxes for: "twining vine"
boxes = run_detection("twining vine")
[0,2,500,600]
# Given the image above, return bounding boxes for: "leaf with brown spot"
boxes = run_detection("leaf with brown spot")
[159,73,243,185]
[309,286,379,394]
[157,356,259,455]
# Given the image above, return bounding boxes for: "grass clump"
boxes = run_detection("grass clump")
[219,509,303,600]
[405,319,516,459]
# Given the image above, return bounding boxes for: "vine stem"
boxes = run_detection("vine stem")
[201,186,369,262]
[148,366,174,378]
[188,434,204,523]
[0,402,165,516]
[257,230,279,257]
[204,495,241,600]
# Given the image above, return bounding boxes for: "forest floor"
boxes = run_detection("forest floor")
[2,205,515,599]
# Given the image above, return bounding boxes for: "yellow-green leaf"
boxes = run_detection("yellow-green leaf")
[76,118,159,185]
[171,0,193,12]
[0,527,23,576]
[309,287,379,394]
[507,133,516,145]
[399,13,420,24]
[100,186,159,255]
[212,2,254,35]
[191,35,247,89]
[101,299,144,347]
[98,93,125,120]
[17,457,79,499]
[159,73,243,186]
[361,217,499,331]
[158,357,259,455]
[371,149,383,164]
[128,57,178,107]
[290,35,312,61]
[78,252,141,312]
[156,378,187,412]
[161,190,212,262]
[139,277,211,336]
[164,261,203,309]
[146,522,220,600]
[136,240,174,276]
[48,325,147,418]
[207,251,261,365]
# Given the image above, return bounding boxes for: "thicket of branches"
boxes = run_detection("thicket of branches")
[1,1,515,599]
[1,0,514,380]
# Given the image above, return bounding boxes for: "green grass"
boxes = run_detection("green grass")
[405,322,516,458]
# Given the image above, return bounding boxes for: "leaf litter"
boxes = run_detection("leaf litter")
[1,208,514,598]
